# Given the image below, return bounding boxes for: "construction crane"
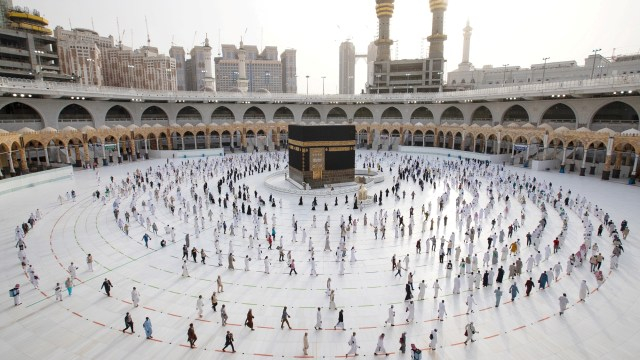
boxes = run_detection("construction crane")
[144,16,151,47]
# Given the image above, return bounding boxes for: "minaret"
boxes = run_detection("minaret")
[374,0,394,62]
[202,35,216,92]
[427,0,448,61]
[237,40,249,92]
[458,20,472,71]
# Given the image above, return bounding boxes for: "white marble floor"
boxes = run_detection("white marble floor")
[1,150,639,360]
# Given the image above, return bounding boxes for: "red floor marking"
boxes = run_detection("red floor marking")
[179,344,192,348]
[358,326,376,329]
[591,289,598,294]
[453,313,465,317]
[256,326,274,329]
[513,325,526,331]
[537,316,550,322]
[92,321,105,326]
[72,311,82,317]
[226,323,242,326]
[253,354,273,357]
[39,291,48,297]
[484,333,499,339]
[424,318,439,322]
[149,338,163,342]
[291,328,309,331]
[142,306,156,311]
[167,313,181,317]
[195,318,211,323]
[293,356,315,359]
[450,342,465,346]
[121,300,132,304]
[480,306,492,311]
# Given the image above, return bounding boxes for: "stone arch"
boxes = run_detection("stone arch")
[590,101,639,132]
[58,104,93,124]
[176,106,202,122]
[211,106,235,124]
[502,105,529,124]
[327,107,348,122]
[441,106,464,123]
[471,106,492,124]
[413,129,424,146]
[354,107,373,123]
[0,102,43,131]
[381,107,402,122]
[541,103,577,129]
[244,106,266,122]
[301,107,321,122]
[410,107,434,124]
[141,106,169,123]
[273,106,294,122]
[105,105,132,123]
[424,129,435,147]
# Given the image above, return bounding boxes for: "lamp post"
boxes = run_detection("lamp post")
[405,73,410,93]
[306,75,309,95]
[590,48,601,79]
[541,57,550,83]
[502,64,509,86]
[321,76,326,95]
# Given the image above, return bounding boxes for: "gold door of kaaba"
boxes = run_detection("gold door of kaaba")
[310,147,324,180]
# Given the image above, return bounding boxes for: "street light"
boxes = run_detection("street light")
[321,76,326,96]
[405,73,410,93]
[502,64,509,86]
[306,75,310,95]
[590,48,602,79]
[541,57,550,84]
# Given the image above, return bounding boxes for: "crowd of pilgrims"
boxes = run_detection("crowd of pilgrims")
[12,149,630,356]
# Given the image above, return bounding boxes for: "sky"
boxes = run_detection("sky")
[23,0,640,94]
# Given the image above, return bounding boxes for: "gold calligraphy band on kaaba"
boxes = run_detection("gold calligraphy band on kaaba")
[288,139,356,147]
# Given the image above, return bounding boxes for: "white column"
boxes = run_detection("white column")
[181,136,185,150]
[7,152,15,173]
[194,135,198,150]
[116,141,121,159]
[155,138,160,150]
[145,138,149,154]
[581,148,588,168]
[632,153,639,176]
[561,146,567,165]
[44,146,50,166]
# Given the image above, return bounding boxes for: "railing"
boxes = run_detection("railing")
[1,74,638,103]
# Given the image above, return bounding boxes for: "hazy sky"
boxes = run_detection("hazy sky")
[24,0,640,94]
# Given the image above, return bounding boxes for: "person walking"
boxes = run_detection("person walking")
[509,282,520,301]
[374,333,388,355]
[196,295,204,318]
[346,332,359,356]
[143,317,153,339]
[290,259,298,275]
[579,280,590,302]
[131,287,140,307]
[64,277,73,296]
[399,332,407,354]
[437,300,447,321]
[54,283,63,301]
[494,287,503,307]
[221,304,228,326]
[211,292,218,312]
[334,309,345,330]
[221,330,235,352]
[10,284,21,306]
[385,305,395,326]
[245,309,255,330]
[187,323,197,348]
[559,293,569,315]
[465,294,476,314]
[182,261,190,277]
[314,307,323,330]
[101,278,113,297]
[217,275,224,292]
[303,332,310,355]
[86,254,94,272]
[464,322,477,345]
[281,306,292,329]
[428,329,438,350]
[122,312,134,333]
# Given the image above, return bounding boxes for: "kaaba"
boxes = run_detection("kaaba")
[288,124,356,189]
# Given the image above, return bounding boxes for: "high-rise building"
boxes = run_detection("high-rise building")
[215,42,294,93]
[0,4,72,81]
[54,27,109,86]
[339,41,355,94]
[280,48,297,93]
[183,36,215,91]
[169,46,186,91]
[102,46,177,90]
[369,0,448,94]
